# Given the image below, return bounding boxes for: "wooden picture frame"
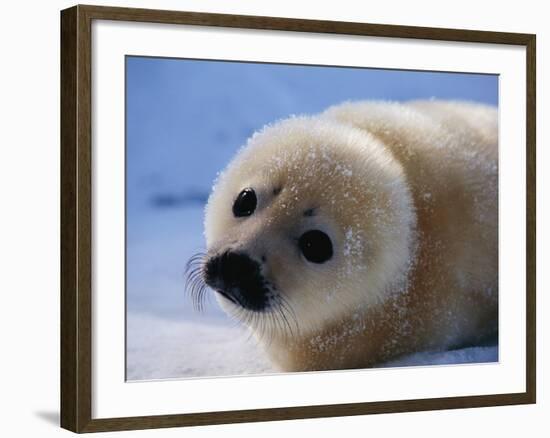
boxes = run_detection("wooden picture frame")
[60,4,536,433]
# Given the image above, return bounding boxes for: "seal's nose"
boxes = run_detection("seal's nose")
[204,251,267,310]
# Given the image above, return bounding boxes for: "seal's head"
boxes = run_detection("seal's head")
[200,116,416,338]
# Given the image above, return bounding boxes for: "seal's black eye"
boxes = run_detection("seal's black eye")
[299,230,333,264]
[233,188,257,217]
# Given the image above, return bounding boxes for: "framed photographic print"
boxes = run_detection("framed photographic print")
[60,4,536,433]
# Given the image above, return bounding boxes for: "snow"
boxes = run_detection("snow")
[127,311,497,381]
[126,56,498,380]
[380,346,498,368]
[127,313,272,380]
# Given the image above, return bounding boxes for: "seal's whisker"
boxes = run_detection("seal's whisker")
[268,310,280,346]
[184,251,208,312]
[278,295,299,336]
[277,304,294,338]
[269,299,289,338]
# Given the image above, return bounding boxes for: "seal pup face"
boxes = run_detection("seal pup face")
[202,116,416,338]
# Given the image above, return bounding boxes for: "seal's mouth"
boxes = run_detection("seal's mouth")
[215,288,238,305]
[214,285,272,312]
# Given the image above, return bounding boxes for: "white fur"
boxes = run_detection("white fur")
[204,100,498,371]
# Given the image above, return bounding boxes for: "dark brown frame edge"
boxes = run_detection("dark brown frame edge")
[60,4,536,433]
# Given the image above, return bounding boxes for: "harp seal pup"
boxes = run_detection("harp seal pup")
[201,100,498,372]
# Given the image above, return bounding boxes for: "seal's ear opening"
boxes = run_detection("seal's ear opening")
[299,230,333,264]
